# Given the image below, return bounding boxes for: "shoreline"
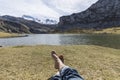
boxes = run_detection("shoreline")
[0,34,28,38]
[1,26,120,38]
[0,32,28,38]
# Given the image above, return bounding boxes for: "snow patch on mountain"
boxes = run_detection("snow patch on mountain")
[22,15,58,24]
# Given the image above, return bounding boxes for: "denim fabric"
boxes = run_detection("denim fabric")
[50,66,84,80]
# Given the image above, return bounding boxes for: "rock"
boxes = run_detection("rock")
[58,0,120,31]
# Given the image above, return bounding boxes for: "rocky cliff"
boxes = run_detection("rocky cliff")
[59,0,120,30]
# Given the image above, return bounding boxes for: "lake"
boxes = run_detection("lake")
[0,34,120,49]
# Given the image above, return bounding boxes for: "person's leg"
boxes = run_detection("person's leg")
[51,51,84,80]
[48,72,61,80]
[51,51,65,71]
[49,51,65,80]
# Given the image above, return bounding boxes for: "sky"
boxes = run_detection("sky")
[0,0,98,20]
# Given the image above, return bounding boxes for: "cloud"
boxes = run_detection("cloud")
[0,0,61,18]
[0,0,98,19]
[41,0,98,15]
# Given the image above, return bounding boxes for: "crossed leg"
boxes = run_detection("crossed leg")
[49,51,84,80]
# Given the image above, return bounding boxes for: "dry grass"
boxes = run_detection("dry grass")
[0,32,27,38]
[57,27,120,34]
[94,27,120,34]
[0,45,120,80]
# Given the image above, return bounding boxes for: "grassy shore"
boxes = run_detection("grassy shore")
[0,45,119,80]
[0,32,16,38]
[94,27,120,34]
[60,27,120,34]
[0,32,27,38]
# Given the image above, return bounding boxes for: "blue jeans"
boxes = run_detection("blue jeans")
[50,66,84,80]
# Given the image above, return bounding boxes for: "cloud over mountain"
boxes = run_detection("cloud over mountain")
[0,0,98,19]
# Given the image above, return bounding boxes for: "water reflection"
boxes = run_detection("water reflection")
[59,34,120,49]
[59,34,89,45]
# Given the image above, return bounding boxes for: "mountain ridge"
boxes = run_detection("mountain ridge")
[58,0,120,31]
[0,15,56,33]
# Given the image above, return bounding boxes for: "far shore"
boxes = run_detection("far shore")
[0,27,120,38]
[0,32,28,38]
[55,27,120,34]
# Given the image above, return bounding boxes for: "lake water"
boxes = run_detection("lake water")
[0,34,120,49]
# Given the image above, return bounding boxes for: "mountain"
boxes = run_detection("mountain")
[0,15,56,33]
[58,0,120,31]
[22,15,58,25]
[0,19,30,33]
[22,15,36,21]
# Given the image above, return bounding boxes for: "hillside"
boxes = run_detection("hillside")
[0,15,56,34]
[0,19,30,33]
[58,0,120,31]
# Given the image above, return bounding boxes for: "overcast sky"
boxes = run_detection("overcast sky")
[0,0,98,19]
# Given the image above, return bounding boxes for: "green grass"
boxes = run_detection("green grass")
[0,45,120,80]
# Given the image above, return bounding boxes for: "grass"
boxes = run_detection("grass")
[58,27,120,34]
[0,32,18,38]
[0,32,27,38]
[0,45,119,80]
[94,27,120,34]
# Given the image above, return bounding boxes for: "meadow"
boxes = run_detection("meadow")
[0,45,119,80]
